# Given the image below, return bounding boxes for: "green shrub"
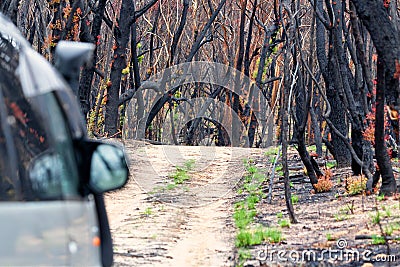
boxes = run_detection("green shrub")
[371,235,385,245]
[235,228,282,247]
[278,219,290,228]
[234,208,256,229]
[291,195,299,205]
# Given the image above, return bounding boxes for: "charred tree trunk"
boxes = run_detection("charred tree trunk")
[293,1,321,187]
[104,0,158,135]
[350,0,400,108]
[79,0,107,120]
[375,59,397,195]
[314,0,351,168]
[349,2,375,176]
[169,0,189,66]
[351,0,399,195]
[104,0,133,135]
[244,0,257,147]
[331,0,373,175]
[282,0,297,223]
[283,49,297,224]
[232,0,247,147]
[326,61,352,167]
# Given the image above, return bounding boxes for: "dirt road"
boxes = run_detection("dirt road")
[105,140,260,266]
[104,141,400,267]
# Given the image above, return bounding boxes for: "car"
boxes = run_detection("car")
[0,13,128,266]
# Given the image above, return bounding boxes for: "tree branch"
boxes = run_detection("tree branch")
[129,0,159,25]
[186,0,227,62]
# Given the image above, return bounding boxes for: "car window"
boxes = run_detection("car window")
[0,50,80,201]
[0,91,18,201]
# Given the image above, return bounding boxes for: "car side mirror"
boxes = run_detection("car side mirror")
[89,144,129,193]
[54,41,94,97]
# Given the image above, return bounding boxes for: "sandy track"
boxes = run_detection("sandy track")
[105,141,262,266]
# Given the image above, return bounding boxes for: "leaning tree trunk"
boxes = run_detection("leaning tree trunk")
[282,47,297,224]
[350,0,399,108]
[351,0,399,195]
[349,2,375,176]
[281,0,297,223]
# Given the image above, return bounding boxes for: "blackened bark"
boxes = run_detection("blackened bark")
[49,1,66,58]
[295,78,320,185]
[375,60,397,195]
[283,50,297,224]
[104,0,159,135]
[247,113,257,147]
[127,21,146,138]
[314,0,351,168]
[170,0,189,66]
[60,0,80,41]
[79,0,107,120]
[119,4,161,105]
[231,0,247,147]
[351,0,399,194]
[186,0,227,62]
[351,0,400,108]
[295,5,320,187]
[282,0,297,223]
[255,26,275,95]
[332,0,373,175]
[326,70,351,167]
[104,0,134,135]
[349,2,373,111]
[308,15,323,157]
[244,0,257,147]
[310,106,323,156]
[130,24,141,92]
[185,86,224,145]
[244,0,257,77]
[130,0,159,23]
[1,0,18,24]
[146,4,160,79]
[348,2,375,176]
[253,23,278,147]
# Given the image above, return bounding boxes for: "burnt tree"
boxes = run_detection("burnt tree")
[351,0,399,195]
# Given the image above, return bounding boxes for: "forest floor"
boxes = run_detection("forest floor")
[105,140,400,267]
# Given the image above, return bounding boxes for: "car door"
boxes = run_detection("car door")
[0,74,70,265]
[0,75,102,266]
[38,92,102,266]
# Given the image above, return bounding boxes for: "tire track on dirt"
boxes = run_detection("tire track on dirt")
[105,140,262,266]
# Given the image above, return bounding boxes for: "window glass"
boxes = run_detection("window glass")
[0,31,20,200]
[29,93,80,199]
[0,64,80,201]
[0,92,17,201]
